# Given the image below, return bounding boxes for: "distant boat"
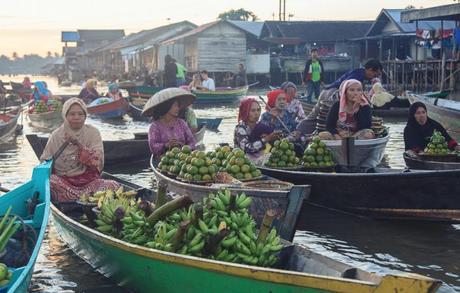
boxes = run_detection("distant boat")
[28,110,62,130]
[0,161,51,292]
[86,98,129,120]
[0,109,20,141]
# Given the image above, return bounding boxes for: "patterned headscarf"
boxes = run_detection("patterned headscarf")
[86,79,97,89]
[33,81,50,102]
[238,97,259,123]
[266,89,285,110]
[108,83,119,93]
[338,79,369,122]
[280,81,297,102]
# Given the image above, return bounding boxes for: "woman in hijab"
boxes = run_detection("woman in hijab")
[143,88,196,160]
[281,81,306,122]
[31,81,51,104]
[320,79,374,140]
[77,79,100,104]
[106,83,122,100]
[404,102,459,152]
[234,97,280,160]
[40,98,119,202]
[260,89,298,136]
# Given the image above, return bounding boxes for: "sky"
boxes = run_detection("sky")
[0,0,455,57]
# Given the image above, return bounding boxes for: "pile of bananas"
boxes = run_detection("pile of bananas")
[120,208,155,245]
[143,190,282,267]
[94,192,139,236]
[80,187,137,208]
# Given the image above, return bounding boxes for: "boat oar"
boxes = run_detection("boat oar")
[247,81,260,88]
[257,95,292,136]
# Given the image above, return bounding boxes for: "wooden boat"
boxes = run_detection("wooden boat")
[323,134,390,168]
[403,151,460,170]
[259,165,460,222]
[129,100,222,131]
[126,85,162,99]
[192,86,248,104]
[87,98,129,119]
[28,109,62,130]
[0,109,20,141]
[50,174,440,293]
[26,126,206,168]
[422,90,451,99]
[151,160,309,241]
[0,161,51,292]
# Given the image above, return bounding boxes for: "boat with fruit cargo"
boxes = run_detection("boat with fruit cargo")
[28,110,62,130]
[407,93,460,142]
[51,176,440,293]
[0,160,51,292]
[86,98,129,120]
[403,151,460,170]
[258,164,460,222]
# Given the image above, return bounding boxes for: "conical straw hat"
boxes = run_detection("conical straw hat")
[142,88,196,117]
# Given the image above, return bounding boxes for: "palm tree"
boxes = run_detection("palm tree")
[218,8,258,21]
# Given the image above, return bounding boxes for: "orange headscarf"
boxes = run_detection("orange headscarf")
[338,79,369,122]
[266,89,285,110]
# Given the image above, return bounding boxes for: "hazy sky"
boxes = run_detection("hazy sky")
[0,0,454,56]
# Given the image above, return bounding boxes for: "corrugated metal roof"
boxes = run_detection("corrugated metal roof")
[161,21,220,44]
[263,21,373,42]
[367,9,456,37]
[77,30,125,41]
[227,21,264,37]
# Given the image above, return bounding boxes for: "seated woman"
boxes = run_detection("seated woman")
[40,98,119,202]
[281,81,306,122]
[77,79,99,104]
[319,79,374,140]
[31,81,51,104]
[404,102,459,153]
[106,83,122,100]
[234,98,281,162]
[23,77,32,89]
[260,89,298,137]
[188,73,202,91]
[143,88,196,160]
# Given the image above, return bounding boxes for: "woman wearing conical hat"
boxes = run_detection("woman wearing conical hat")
[142,88,196,160]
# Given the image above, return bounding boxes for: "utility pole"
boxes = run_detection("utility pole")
[278,0,287,21]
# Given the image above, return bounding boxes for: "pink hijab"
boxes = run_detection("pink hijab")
[338,79,369,122]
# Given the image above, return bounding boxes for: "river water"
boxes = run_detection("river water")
[1,75,458,292]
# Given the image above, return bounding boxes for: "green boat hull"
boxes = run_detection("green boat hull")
[52,204,440,293]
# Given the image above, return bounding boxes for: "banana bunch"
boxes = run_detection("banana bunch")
[120,210,154,245]
[95,193,138,236]
[145,222,176,252]
[80,187,137,207]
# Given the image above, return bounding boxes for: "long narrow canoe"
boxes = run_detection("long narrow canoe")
[259,165,460,222]
[51,175,440,293]
[87,98,129,120]
[0,110,20,142]
[0,161,51,292]
[192,86,248,104]
[403,151,460,170]
[408,93,460,142]
[125,85,162,99]
[28,110,62,130]
[151,160,309,241]
[129,101,222,131]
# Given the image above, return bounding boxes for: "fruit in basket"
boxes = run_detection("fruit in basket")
[424,130,450,155]
[265,139,301,168]
[221,148,261,180]
[302,137,335,168]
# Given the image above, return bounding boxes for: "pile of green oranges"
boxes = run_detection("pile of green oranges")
[265,139,301,168]
[302,137,335,168]
[158,145,261,183]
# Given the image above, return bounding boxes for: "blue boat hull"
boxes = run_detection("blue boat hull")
[0,161,51,292]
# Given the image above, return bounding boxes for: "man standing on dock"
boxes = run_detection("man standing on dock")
[303,48,324,103]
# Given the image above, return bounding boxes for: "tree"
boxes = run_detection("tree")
[218,8,258,21]
[12,52,18,59]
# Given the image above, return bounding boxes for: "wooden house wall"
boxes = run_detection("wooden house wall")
[195,22,246,72]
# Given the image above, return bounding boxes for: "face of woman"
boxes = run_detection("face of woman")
[167,101,180,117]
[346,83,363,103]
[275,93,288,110]
[66,104,86,129]
[414,106,428,125]
[248,101,261,123]
[286,87,296,99]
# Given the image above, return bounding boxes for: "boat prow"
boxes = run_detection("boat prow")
[0,161,51,292]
